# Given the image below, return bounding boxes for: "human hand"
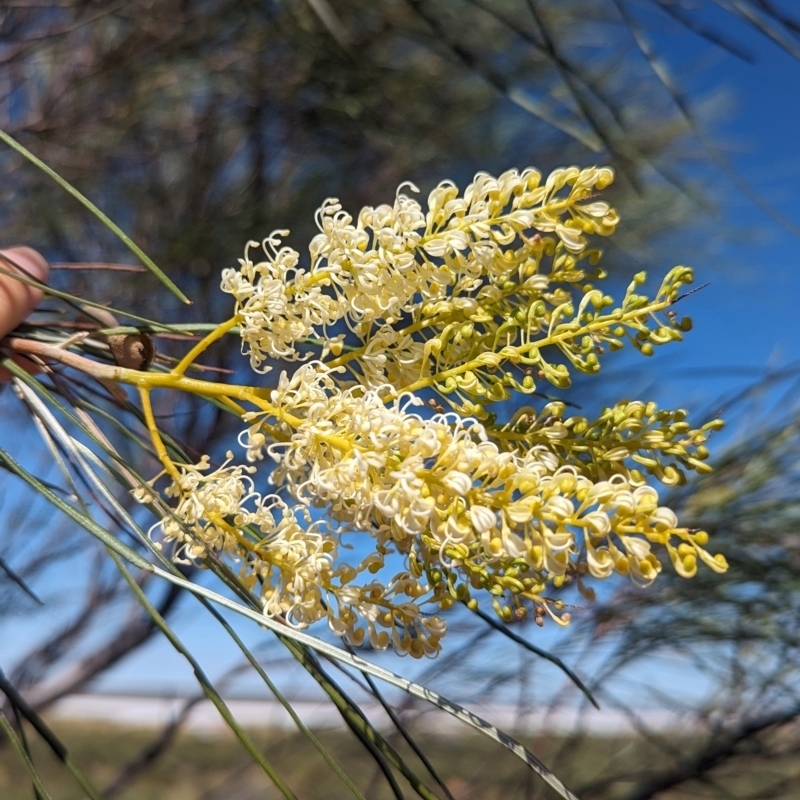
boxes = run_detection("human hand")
[0,247,50,382]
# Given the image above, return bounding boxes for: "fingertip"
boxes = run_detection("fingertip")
[0,246,50,285]
[0,246,50,341]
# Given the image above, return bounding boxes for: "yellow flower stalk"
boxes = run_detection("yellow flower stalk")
[7,164,728,658]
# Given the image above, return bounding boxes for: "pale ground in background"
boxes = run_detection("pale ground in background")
[49,693,695,735]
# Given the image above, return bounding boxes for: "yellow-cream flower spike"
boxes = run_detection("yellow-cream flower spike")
[122,165,727,657]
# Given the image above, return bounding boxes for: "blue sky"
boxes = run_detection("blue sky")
[654,17,800,399]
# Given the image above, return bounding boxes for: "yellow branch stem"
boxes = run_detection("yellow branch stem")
[172,316,240,376]
[5,337,354,451]
[139,388,181,482]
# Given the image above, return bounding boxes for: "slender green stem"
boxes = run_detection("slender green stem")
[0,707,54,800]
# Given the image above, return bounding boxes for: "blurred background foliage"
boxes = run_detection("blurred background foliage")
[3,1,800,798]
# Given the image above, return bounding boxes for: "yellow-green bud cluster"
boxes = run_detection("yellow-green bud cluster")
[497,400,724,486]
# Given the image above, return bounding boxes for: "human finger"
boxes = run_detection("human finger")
[0,247,50,382]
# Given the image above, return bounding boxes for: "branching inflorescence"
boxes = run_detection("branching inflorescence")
[125,165,727,657]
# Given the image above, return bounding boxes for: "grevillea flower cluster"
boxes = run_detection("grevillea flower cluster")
[137,165,727,657]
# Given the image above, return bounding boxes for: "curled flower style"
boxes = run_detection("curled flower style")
[221,234,343,370]
[145,453,334,627]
